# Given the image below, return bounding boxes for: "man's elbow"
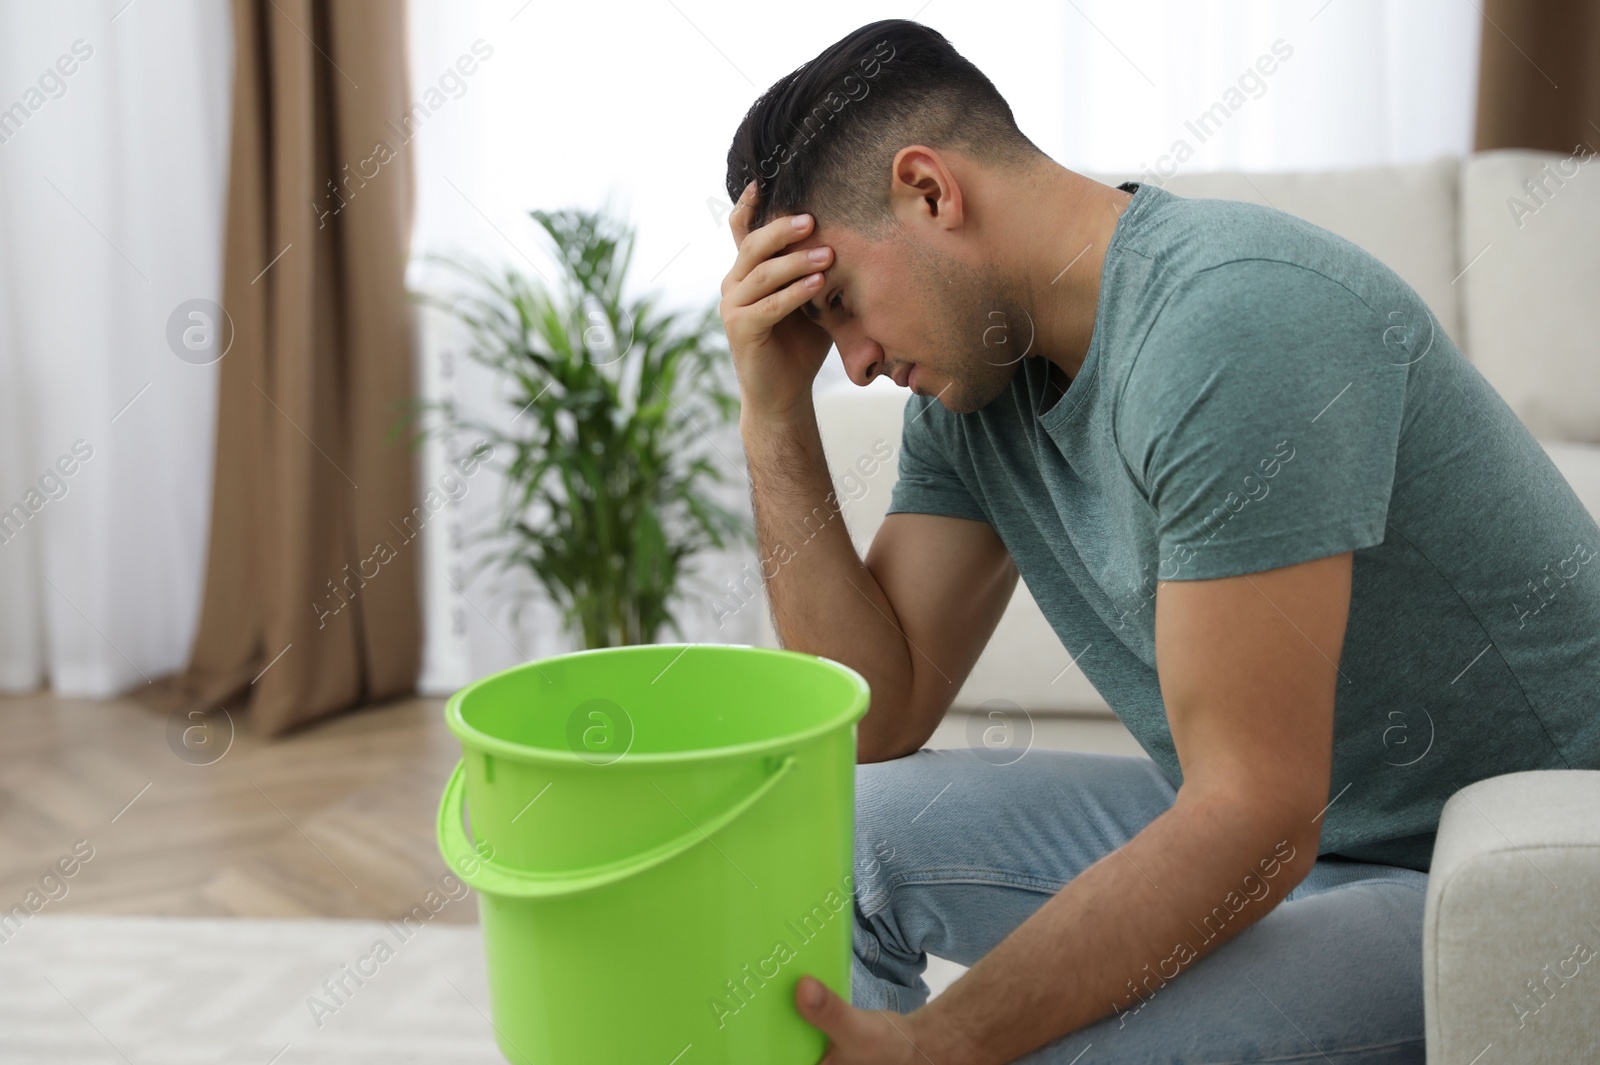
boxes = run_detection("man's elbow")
[855,726,920,765]
[1254,823,1321,893]
[854,704,931,764]
[1180,786,1324,891]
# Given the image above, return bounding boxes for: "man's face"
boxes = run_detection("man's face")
[784,219,1022,415]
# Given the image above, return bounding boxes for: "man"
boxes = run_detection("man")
[719,19,1600,1065]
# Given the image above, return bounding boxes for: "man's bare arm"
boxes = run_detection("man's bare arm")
[742,408,1016,762]
[720,180,1015,762]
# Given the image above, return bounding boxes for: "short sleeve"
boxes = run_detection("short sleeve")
[885,393,991,524]
[1118,259,1413,580]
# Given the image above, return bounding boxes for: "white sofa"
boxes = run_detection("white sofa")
[757,151,1600,1063]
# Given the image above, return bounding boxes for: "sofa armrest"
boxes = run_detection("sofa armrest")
[1423,769,1600,1064]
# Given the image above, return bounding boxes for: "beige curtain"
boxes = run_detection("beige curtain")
[144,0,421,735]
[1475,0,1600,153]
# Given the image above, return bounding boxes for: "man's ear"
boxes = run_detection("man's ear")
[889,144,965,232]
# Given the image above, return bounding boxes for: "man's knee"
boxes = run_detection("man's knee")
[852,749,962,910]
[854,749,946,841]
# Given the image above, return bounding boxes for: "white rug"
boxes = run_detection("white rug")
[0,916,965,1062]
[0,915,503,1063]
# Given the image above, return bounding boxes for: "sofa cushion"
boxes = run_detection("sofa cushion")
[1085,158,1464,349]
[1461,149,1600,443]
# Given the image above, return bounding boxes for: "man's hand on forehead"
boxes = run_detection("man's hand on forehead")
[718,178,835,418]
[734,183,831,322]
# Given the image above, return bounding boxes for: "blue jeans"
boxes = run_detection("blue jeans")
[850,748,1430,1064]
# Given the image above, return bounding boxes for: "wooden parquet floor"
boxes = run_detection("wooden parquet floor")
[0,691,477,924]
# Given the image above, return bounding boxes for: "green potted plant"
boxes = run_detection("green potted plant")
[413,207,749,649]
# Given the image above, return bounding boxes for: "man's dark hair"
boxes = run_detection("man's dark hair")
[725,20,1044,237]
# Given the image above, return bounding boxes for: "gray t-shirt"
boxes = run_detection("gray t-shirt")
[888,181,1600,872]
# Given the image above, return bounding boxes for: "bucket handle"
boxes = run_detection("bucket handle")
[436,754,798,899]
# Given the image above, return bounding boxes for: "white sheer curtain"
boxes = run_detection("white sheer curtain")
[0,2,232,695]
[404,0,1481,693]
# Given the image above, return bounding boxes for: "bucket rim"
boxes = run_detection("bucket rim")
[443,643,871,767]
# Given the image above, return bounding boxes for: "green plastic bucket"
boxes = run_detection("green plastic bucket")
[436,643,870,1064]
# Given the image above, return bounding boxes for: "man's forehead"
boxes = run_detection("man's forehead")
[781,222,850,255]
